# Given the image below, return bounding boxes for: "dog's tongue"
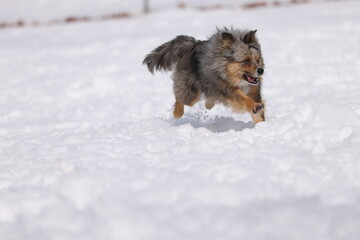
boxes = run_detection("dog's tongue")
[247,74,255,83]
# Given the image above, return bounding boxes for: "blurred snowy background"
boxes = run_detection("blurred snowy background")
[1,0,334,24]
[0,0,360,240]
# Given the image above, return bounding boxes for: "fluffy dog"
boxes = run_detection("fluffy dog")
[143,27,265,124]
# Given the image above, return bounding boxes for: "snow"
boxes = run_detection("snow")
[0,0,323,23]
[1,1,360,239]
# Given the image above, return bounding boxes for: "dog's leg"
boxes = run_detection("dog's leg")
[227,89,264,124]
[247,84,265,124]
[173,92,200,119]
[187,93,201,107]
[173,101,184,119]
[250,108,265,124]
[205,98,215,110]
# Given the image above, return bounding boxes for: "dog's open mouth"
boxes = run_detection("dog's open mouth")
[243,73,260,85]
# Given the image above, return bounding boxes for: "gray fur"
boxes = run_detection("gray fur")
[143,35,199,74]
[143,27,265,119]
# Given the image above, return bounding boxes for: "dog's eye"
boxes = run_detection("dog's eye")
[242,59,250,65]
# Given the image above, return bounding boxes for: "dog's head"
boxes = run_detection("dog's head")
[220,29,265,87]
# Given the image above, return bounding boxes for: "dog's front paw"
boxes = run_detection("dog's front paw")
[252,103,264,114]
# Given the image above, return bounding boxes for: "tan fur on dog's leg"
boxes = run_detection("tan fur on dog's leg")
[188,93,201,107]
[251,109,265,124]
[226,89,265,124]
[227,89,257,113]
[173,101,184,119]
[205,99,215,110]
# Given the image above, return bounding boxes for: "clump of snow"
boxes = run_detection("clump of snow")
[0,1,360,239]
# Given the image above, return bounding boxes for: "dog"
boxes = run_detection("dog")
[143,27,265,124]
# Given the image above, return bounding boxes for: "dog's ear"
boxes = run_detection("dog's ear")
[221,32,234,48]
[243,30,258,44]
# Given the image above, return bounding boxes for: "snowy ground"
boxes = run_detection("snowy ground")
[1,1,360,239]
[0,0,326,24]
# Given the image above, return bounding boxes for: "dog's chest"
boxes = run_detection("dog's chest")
[238,81,251,95]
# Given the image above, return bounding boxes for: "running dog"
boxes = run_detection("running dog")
[143,27,265,124]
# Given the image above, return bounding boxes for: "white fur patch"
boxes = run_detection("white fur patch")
[238,81,251,94]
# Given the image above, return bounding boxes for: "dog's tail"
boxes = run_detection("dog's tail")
[143,35,197,74]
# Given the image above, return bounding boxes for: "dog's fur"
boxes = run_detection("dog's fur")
[143,27,266,124]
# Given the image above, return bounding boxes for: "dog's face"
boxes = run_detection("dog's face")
[222,31,265,87]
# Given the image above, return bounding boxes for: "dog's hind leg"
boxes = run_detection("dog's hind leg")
[173,90,201,119]
[205,98,215,110]
[173,91,201,119]
[173,100,184,119]
[172,72,201,118]
[186,91,201,107]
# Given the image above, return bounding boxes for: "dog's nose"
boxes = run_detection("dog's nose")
[257,68,264,75]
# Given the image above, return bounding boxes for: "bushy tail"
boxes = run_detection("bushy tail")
[143,35,197,74]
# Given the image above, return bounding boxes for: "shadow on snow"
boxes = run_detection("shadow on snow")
[168,116,254,133]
